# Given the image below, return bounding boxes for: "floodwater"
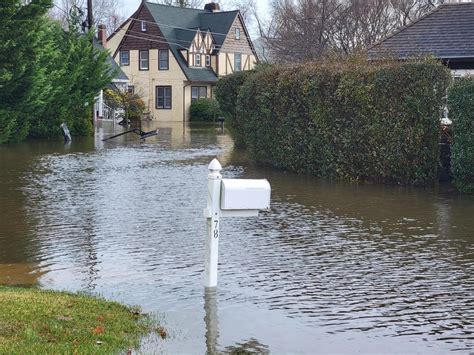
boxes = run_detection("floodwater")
[0,121,473,354]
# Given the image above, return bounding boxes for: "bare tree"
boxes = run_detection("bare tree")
[261,0,441,63]
[332,0,398,54]
[224,0,256,25]
[50,0,125,35]
[264,0,342,63]
[391,0,438,26]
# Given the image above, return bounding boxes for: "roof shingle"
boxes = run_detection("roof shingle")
[368,3,474,60]
[145,2,239,82]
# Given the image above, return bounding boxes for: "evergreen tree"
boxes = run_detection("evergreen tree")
[0,0,52,143]
[27,16,113,138]
[1,1,113,143]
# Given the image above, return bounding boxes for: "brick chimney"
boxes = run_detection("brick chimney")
[204,2,220,12]
[98,24,107,48]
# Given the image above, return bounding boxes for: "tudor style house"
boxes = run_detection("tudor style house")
[107,2,258,122]
[368,1,474,78]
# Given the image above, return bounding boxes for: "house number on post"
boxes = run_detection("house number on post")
[203,158,271,288]
[213,220,219,239]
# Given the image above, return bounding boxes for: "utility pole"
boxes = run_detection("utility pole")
[87,0,93,31]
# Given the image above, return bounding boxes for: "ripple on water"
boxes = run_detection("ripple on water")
[0,125,472,353]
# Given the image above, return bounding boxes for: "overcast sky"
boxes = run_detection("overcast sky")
[120,0,271,38]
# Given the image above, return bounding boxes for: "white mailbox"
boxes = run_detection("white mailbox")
[220,179,271,210]
[204,159,272,288]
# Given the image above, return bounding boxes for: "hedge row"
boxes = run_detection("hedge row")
[448,78,474,193]
[215,59,451,186]
[190,98,221,122]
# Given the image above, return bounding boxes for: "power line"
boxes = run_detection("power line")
[126,29,223,50]
[120,32,189,50]
[53,3,68,15]
[128,16,230,38]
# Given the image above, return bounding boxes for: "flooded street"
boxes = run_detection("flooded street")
[0,121,473,353]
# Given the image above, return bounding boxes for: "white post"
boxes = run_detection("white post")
[98,89,104,119]
[204,158,222,288]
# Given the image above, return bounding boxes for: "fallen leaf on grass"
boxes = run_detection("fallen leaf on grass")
[92,325,105,335]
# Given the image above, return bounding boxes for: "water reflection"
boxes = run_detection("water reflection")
[0,121,472,353]
[204,289,219,355]
[204,288,270,355]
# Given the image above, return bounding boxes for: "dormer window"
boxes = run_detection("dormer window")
[195,54,201,67]
[235,28,240,40]
[205,54,211,67]
[141,20,147,32]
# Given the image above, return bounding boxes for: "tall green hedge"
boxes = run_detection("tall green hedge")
[216,58,451,186]
[215,70,255,146]
[448,77,474,193]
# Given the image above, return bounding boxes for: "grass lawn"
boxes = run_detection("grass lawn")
[0,286,162,353]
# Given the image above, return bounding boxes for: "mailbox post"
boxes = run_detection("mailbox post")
[204,158,271,288]
[204,159,222,288]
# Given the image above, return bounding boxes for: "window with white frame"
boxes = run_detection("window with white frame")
[139,50,149,70]
[120,50,129,66]
[141,20,147,32]
[159,49,169,70]
[234,53,241,71]
[205,54,211,67]
[235,28,240,40]
[191,86,207,102]
[195,53,201,67]
[156,86,172,109]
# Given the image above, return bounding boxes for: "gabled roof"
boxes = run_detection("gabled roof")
[368,3,474,60]
[144,2,242,82]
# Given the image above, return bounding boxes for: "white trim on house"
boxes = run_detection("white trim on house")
[452,69,474,77]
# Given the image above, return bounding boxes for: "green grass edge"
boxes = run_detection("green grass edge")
[0,286,161,354]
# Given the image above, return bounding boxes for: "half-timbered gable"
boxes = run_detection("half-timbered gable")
[217,13,256,75]
[188,29,216,67]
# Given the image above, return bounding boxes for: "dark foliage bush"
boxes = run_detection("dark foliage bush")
[448,77,474,193]
[216,58,451,186]
[190,98,221,122]
[215,70,256,146]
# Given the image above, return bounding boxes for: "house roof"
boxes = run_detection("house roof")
[368,3,474,61]
[144,2,241,82]
[93,38,129,82]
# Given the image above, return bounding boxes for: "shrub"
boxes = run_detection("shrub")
[217,57,451,186]
[104,89,146,122]
[190,98,221,122]
[215,70,255,120]
[215,70,257,146]
[448,77,474,193]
